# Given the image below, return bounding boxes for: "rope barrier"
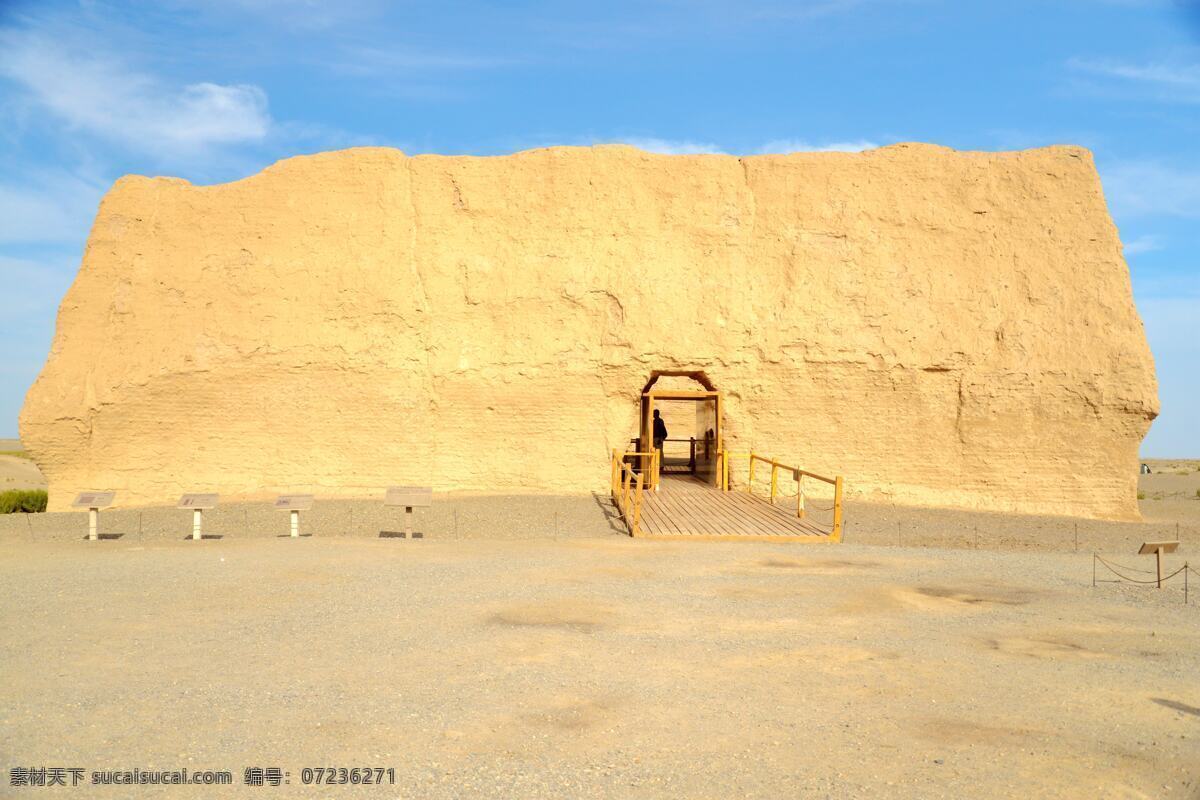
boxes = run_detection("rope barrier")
[1093,554,1188,586]
[1092,556,1158,575]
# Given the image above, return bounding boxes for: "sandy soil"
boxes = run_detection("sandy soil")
[0,439,45,492]
[2,449,1199,796]
[1,535,1197,799]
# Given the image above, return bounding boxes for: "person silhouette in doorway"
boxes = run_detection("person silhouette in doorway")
[653,409,668,463]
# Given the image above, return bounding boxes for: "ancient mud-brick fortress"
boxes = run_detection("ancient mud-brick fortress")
[21,144,1157,518]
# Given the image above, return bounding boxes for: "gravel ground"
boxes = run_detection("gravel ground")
[0,494,625,543]
[2,528,1198,798]
[0,483,1194,556]
[2,468,1198,797]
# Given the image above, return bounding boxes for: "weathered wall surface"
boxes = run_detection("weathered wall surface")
[20,144,1157,517]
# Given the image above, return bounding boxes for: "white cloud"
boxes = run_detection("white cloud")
[758,139,880,153]
[1067,57,1200,103]
[615,137,726,155]
[0,28,272,158]
[331,46,514,77]
[1123,234,1165,255]
[591,137,883,156]
[1101,161,1200,219]
[1070,58,1200,87]
[173,0,388,31]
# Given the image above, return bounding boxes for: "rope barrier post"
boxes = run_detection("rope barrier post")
[748,453,756,496]
[770,463,778,504]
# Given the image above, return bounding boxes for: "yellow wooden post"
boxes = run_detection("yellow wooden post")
[632,473,644,536]
[770,463,778,504]
[748,453,756,496]
[611,450,620,501]
[832,476,845,541]
[622,465,632,520]
[797,474,806,518]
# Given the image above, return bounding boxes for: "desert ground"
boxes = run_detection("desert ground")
[2,450,1198,798]
[0,438,45,492]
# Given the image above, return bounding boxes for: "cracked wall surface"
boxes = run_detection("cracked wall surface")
[20,144,1157,518]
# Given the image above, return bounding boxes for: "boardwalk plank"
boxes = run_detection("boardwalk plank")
[632,475,833,540]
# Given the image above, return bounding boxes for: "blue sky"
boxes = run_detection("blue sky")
[1,0,1197,454]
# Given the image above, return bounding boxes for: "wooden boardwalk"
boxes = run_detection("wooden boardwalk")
[636,475,835,541]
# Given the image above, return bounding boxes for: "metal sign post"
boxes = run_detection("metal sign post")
[384,486,433,538]
[1138,540,1180,588]
[178,494,219,540]
[275,494,315,537]
[71,492,115,541]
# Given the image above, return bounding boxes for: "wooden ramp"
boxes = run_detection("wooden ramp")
[636,475,836,542]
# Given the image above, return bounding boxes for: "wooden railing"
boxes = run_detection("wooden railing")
[630,437,697,473]
[611,449,650,536]
[719,451,844,541]
[618,448,660,491]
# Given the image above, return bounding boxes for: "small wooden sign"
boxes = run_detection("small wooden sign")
[177,493,219,510]
[275,494,314,511]
[71,491,115,510]
[1139,541,1179,555]
[385,486,432,508]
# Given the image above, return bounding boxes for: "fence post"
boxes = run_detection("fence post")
[831,476,844,542]
[632,473,644,536]
[797,475,805,518]
[748,453,756,496]
[770,463,778,504]
[611,450,621,502]
[622,466,632,521]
